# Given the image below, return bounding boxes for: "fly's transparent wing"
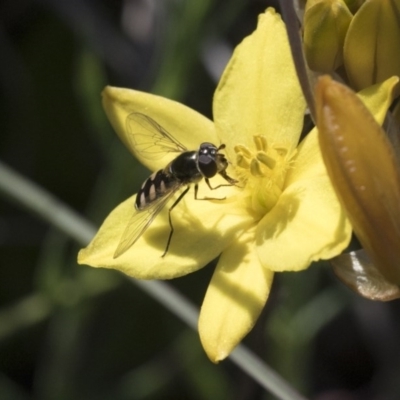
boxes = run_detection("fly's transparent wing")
[113,187,181,258]
[126,112,187,159]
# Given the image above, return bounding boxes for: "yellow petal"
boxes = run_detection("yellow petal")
[356,76,400,125]
[344,0,400,90]
[256,129,351,271]
[102,86,217,172]
[304,0,352,72]
[198,228,273,362]
[78,179,253,279]
[316,76,400,285]
[213,8,305,162]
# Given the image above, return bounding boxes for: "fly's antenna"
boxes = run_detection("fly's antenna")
[217,144,226,152]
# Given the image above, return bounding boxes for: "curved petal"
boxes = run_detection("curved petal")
[213,8,306,162]
[78,180,253,279]
[198,228,273,362]
[356,76,400,125]
[256,129,351,271]
[102,86,218,171]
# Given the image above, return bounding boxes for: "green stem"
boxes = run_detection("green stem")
[0,293,53,341]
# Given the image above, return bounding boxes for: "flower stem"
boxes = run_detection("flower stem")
[280,0,316,122]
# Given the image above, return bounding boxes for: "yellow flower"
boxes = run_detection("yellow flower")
[78,8,351,362]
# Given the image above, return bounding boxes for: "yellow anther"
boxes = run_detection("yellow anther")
[250,159,264,177]
[253,135,268,152]
[234,145,252,158]
[256,151,276,170]
[236,153,250,169]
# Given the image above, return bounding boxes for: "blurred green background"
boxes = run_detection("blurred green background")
[1,0,400,399]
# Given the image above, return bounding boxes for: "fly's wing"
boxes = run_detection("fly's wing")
[126,112,187,160]
[113,187,180,259]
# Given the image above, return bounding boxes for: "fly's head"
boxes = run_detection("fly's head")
[197,143,229,178]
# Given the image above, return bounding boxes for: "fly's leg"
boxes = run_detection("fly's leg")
[198,168,239,199]
[162,186,190,257]
[206,170,239,190]
[194,182,226,201]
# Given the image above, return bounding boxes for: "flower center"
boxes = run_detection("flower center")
[234,135,294,217]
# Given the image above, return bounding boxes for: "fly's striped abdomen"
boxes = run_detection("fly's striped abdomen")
[135,169,176,210]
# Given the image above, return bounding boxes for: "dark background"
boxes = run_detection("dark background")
[1,0,400,399]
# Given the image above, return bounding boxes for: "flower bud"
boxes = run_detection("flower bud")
[315,76,400,286]
[344,0,400,90]
[343,0,365,14]
[304,0,352,72]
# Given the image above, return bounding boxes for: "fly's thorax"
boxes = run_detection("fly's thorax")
[135,169,175,210]
[169,151,202,183]
[234,135,296,216]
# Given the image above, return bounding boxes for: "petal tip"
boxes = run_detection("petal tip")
[101,85,116,99]
[201,342,229,364]
[77,248,89,266]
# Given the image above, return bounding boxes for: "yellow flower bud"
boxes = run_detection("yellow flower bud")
[304,0,352,72]
[315,75,400,286]
[344,0,400,90]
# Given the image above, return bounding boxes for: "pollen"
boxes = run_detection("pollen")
[234,135,293,215]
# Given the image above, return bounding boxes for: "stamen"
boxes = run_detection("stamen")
[237,153,250,169]
[253,135,268,152]
[234,144,252,158]
[250,159,263,177]
[256,151,276,170]
[233,135,291,217]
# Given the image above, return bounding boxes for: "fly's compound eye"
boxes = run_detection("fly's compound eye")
[199,142,217,156]
[198,155,218,178]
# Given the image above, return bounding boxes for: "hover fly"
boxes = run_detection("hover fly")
[113,112,237,258]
